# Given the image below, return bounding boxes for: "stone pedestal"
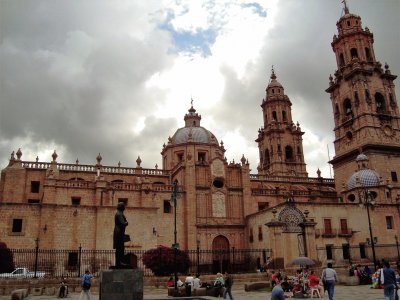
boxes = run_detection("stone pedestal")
[100,269,143,300]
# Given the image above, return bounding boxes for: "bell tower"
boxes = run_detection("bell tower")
[256,68,308,177]
[326,3,400,191]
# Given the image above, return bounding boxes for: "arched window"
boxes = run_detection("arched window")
[350,48,358,59]
[339,53,345,67]
[282,111,287,122]
[264,149,270,165]
[343,98,352,116]
[272,111,277,121]
[285,146,293,161]
[297,146,301,155]
[375,92,386,112]
[365,48,372,61]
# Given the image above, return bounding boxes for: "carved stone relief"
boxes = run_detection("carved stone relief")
[211,159,225,178]
[212,192,226,218]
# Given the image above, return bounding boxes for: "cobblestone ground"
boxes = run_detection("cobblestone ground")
[0,285,385,300]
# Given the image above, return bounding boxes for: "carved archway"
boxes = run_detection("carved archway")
[212,235,230,273]
[278,203,307,256]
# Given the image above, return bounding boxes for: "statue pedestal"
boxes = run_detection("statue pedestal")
[100,269,143,300]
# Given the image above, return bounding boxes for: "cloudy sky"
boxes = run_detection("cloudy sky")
[1,0,399,178]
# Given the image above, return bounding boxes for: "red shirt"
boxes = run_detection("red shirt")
[309,274,320,287]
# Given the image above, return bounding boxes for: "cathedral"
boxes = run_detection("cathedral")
[0,4,399,270]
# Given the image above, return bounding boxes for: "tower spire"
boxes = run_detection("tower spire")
[270,65,276,80]
[342,0,349,14]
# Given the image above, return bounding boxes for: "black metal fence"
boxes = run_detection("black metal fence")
[6,248,271,278]
[316,243,400,266]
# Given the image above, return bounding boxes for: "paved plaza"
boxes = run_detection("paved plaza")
[0,285,384,300]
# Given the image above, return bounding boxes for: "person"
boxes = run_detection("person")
[271,270,280,287]
[270,283,285,300]
[177,277,184,287]
[185,273,194,296]
[79,269,92,300]
[113,202,129,267]
[223,271,234,300]
[322,263,337,300]
[309,270,324,297]
[291,269,304,297]
[193,275,201,289]
[214,272,225,297]
[382,261,396,300]
[167,276,174,287]
[58,281,66,298]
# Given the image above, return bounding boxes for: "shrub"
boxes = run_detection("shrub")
[142,245,190,276]
[0,241,15,273]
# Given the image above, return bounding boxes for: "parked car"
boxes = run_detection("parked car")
[0,267,45,278]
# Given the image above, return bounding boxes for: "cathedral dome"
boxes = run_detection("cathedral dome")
[170,105,219,145]
[172,126,218,145]
[347,154,380,190]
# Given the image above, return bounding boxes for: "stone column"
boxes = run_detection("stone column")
[265,210,285,268]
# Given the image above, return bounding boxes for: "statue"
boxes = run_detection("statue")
[113,202,129,267]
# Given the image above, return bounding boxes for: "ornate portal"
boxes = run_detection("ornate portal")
[278,204,305,233]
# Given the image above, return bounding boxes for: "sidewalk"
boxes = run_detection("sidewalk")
[0,285,384,300]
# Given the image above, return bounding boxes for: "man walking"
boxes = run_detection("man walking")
[322,263,337,300]
[223,271,234,299]
[270,283,285,300]
[382,261,396,300]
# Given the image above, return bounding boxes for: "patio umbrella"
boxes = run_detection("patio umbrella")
[289,256,315,266]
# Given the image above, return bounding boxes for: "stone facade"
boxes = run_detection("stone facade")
[0,5,399,269]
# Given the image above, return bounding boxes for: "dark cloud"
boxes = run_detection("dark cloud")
[0,0,399,176]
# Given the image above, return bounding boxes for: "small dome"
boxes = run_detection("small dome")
[172,127,218,145]
[267,68,283,89]
[347,169,380,190]
[356,153,368,161]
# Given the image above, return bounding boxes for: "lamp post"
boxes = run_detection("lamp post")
[395,235,400,261]
[170,181,180,297]
[359,189,377,268]
[34,238,39,278]
[196,240,200,278]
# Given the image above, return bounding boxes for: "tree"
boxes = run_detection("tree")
[0,241,15,273]
[142,245,190,276]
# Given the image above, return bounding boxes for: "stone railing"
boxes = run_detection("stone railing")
[21,161,168,176]
[250,174,335,185]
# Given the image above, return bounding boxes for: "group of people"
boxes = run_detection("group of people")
[167,271,234,299]
[373,260,399,300]
[271,263,337,300]
[348,262,372,284]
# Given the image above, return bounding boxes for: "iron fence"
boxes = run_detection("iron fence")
[4,248,271,278]
[316,243,400,266]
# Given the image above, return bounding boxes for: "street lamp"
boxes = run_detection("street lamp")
[170,180,180,297]
[395,235,400,261]
[358,189,377,268]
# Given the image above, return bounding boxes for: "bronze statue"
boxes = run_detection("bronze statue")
[113,202,129,267]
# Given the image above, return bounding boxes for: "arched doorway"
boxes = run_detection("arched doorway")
[212,235,230,274]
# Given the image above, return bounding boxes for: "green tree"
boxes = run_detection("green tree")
[0,241,15,273]
[142,245,190,276]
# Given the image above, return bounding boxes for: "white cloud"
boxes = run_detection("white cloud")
[0,0,399,178]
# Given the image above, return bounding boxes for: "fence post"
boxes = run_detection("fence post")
[231,247,235,273]
[34,238,39,278]
[78,244,82,278]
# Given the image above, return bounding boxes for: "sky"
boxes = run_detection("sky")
[0,0,399,178]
